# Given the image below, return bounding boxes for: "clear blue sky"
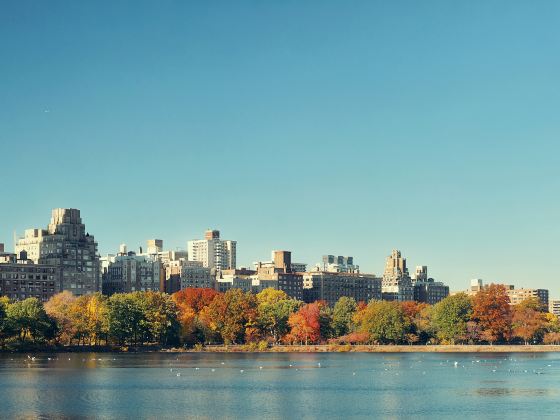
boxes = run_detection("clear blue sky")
[1,1,559,293]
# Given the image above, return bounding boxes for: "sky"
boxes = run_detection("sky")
[1,1,559,293]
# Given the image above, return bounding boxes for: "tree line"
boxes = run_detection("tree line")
[1,284,559,350]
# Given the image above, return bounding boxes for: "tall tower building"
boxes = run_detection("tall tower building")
[15,208,100,295]
[187,229,236,272]
[382,250,413,301]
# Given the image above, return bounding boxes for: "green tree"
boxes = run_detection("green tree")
[107,293,146,346]
[5,298,57,345]
[331,297,358,337]
[431,293,473,344]
[355,300,410,344]
[256,288,301,343]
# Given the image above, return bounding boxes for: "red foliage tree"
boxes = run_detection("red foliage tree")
[285,302,322,345]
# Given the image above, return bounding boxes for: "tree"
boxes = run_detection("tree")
[0,297,9,347]
[5,298,56,344]
[285,302,322,345]
[543,332,560,344]
[431,294,472,344]
[331,297,358,337]
[472,284,512,344]
[44,291,77,345]
[107,293,146,346]
[355,300,410,344]
[511,301,546,344]
[256,288,301,343]
[199,289,258,344]
[173,288,220,313]
[401,301,432,343]
[142,292,180,346]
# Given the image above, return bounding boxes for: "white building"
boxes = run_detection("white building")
[549,299,560,317]
[187,230,236,272]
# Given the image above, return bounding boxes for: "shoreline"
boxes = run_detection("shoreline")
[185,344,560,353]
[6,344,560,353]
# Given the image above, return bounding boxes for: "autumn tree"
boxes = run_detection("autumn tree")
[285,302,322,345]
[173,288,220,313]
[199,289,258,344]
[355,300,410,344]
[44,291,77,345]
[431,294,472,344]
[331,297,358,337]
[511,299,546,344]
[472,284,512,344]
[142,292,180,346]
[401,301,431,343]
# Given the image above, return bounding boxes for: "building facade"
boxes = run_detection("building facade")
[181,261,214,290]
[0,248,60,302]
[101,249,162,295]
[320,255,359,273]
[15,208,100,295]
[382,250,414,301]
[187,230,236,272]
[303,271,382,306]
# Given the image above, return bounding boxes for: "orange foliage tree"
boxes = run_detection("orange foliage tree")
[472,284,512,344]
[511,299,546,344]
[285,302,322,345]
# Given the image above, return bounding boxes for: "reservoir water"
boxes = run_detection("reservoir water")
[0,352,558,419]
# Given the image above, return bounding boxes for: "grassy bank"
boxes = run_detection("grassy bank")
[181,344,560,353]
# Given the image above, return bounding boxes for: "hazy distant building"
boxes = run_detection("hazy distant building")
[102,246,162,295]
[0,246,60,302]
[382,250,413,301]
[187,230,236,272]
[303,271,382,306]
[181,261,213,290]
[15,208,100,295]
[253,251,303,300]
[549,299,560,317]
[410,266,449,305]
[320,255,359,273]
[507,288,549,307]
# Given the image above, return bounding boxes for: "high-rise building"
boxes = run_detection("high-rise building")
[187,230,236,272]
[15,208,100,295]
[382,250,413,301]
[146,239,163,255]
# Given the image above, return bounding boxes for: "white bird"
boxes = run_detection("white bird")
[454,361,458,367]
[259,366,263,370]
[176,373,181,377]
[240,369,244,373]
[211,369,215,372]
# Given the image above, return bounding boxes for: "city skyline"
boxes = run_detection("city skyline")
[1,206,555,295]
[1,1,559,293]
